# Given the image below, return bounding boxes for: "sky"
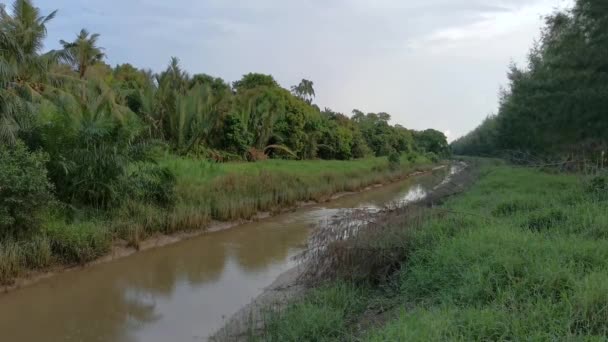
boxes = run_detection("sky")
[37,0,572,141]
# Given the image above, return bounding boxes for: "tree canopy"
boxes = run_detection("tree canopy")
[452,0,608,163]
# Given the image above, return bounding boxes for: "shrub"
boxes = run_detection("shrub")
[127,163,176,207]
[388,151,401,170]
[0,141,54,237]
[425,152,439,163]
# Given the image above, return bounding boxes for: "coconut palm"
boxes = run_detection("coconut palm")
[290,79,315,104]
[0,0,56,55]
[59,29,105,78]
[0,0,58,144]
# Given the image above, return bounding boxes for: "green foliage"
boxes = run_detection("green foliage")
[0,141,53,236]
[260,164,608,341]
[58,28,105,78]
[260,284,367,341]
[0,0,446,283]
[453,0,608,159]
[290,79,315,104]
[587,172,608,198]
[127,163,176,207]
[39,84,147,208]
[232,73,279,92]
[414,129,449,157]
[220,113,252,155]
[0,0,57,144]
[46,221,111,265]
[388,150,401,170]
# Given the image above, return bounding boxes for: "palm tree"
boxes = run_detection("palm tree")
[290,79,315,104]
[59,29,105,78]
[0,0,57,144]
[0,0,56,55]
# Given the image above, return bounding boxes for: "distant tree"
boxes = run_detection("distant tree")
[232,73,278,92]
[291,79,315,104]
[59,29,105,78]
[414,129,449,157]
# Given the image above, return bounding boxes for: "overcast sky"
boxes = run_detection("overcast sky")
[38,0,572,141]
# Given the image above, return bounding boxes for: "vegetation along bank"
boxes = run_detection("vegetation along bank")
[0,0,448,286]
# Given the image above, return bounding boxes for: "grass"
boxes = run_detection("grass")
[0,153,435,285]
[255,161,608,341]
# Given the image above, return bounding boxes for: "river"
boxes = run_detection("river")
[0,167,450,342]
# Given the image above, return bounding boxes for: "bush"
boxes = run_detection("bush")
[127,163,176,207]
[0,141,54,237]
[425,152,439,163]
[388,151,401,170]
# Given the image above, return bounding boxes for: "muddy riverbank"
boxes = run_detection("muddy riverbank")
[211,162,475,341]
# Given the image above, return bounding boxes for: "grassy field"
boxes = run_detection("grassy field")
[256,161,608,341]
[0,154,435,285]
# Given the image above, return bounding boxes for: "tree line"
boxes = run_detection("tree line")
[451,0,607,163]
[0,0,448,236]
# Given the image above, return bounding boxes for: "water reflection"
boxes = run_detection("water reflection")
[0,167,450,342]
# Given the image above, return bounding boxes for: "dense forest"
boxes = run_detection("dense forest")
[451,0,607,164]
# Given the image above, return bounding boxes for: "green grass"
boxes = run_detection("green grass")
[159,153,434,226]
[256,162,608,341]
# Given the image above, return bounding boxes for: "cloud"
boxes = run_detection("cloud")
[37,0,572,138]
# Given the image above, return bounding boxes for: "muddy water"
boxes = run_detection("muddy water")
[0,168,449,342]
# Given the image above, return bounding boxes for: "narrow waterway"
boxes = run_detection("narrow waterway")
[0,168,450,342]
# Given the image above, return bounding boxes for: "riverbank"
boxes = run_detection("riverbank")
[212,160,475,341]
[1,157,441,293]
[244,160,608,341]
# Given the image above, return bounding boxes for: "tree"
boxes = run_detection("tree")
[0,140,53,237]
[414,129,449,157]
[232,73,278,92]
[0,0,56,55]
[0,0,61,145]
[291,79,315,104]
[454,0,608,160]
[59,29,105,78]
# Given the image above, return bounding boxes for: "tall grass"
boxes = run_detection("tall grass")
[166,154,434,224]
[0,155,434,285]
[0,236,53,284]
[255,162,608,341]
